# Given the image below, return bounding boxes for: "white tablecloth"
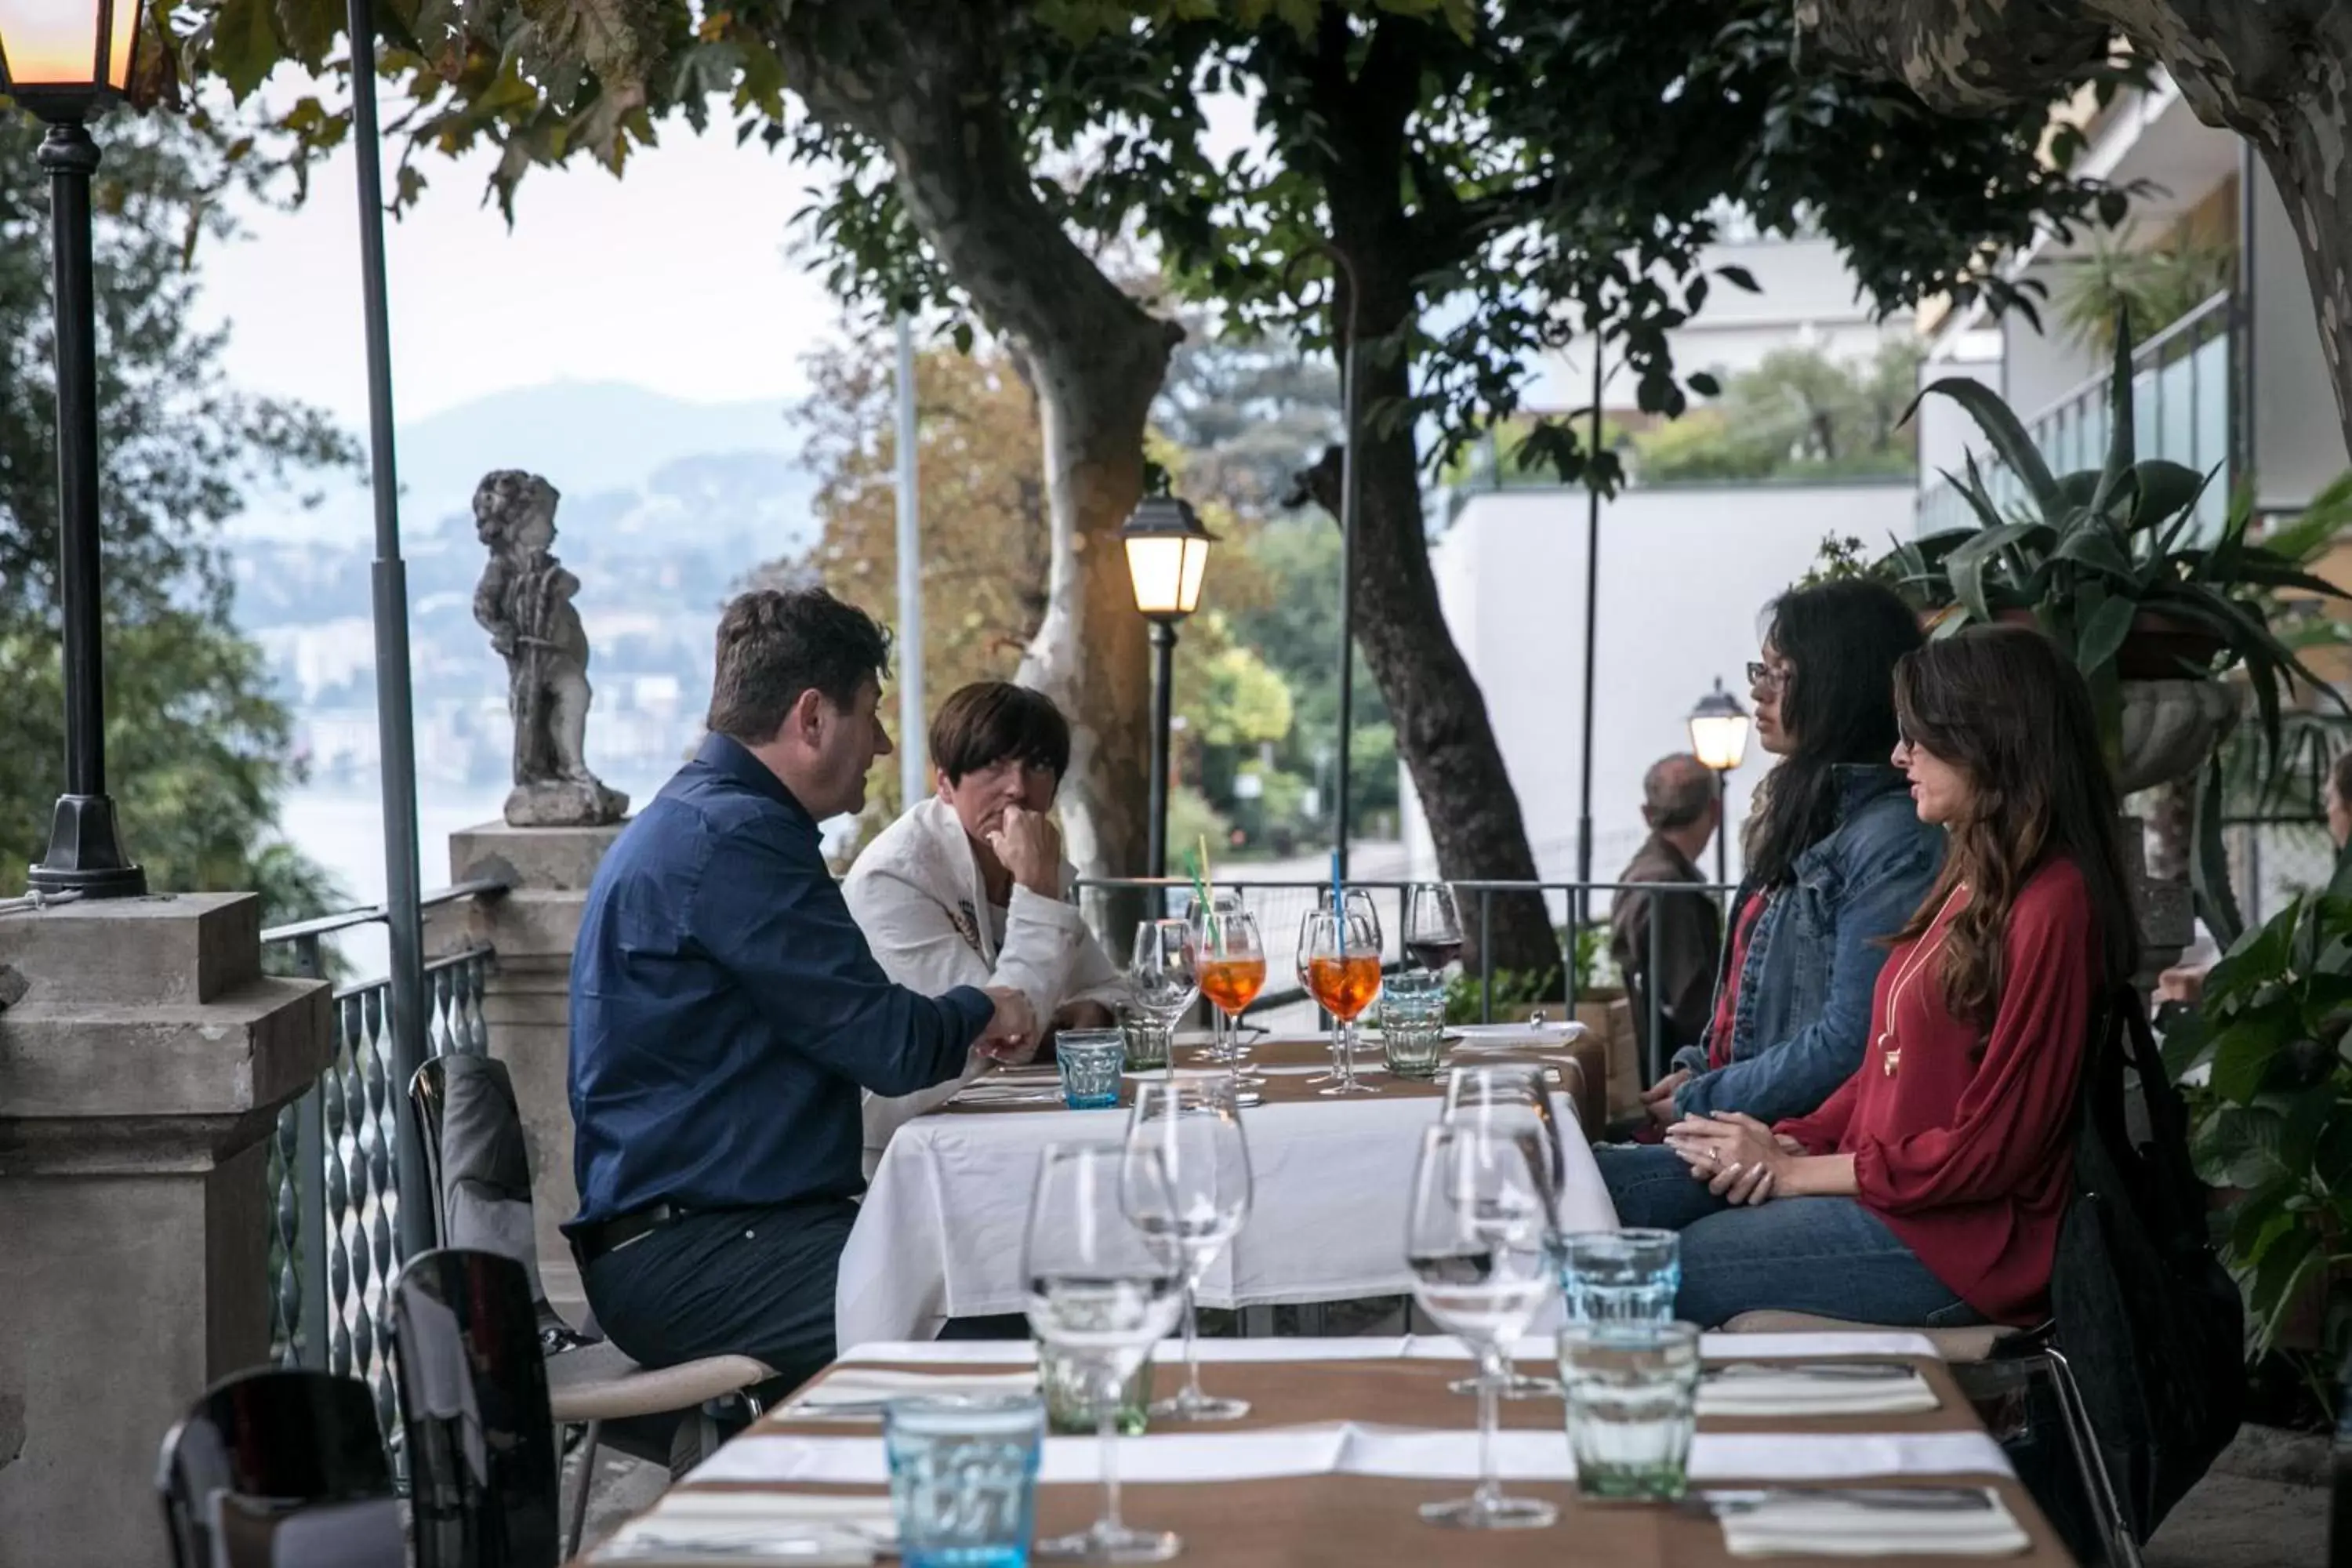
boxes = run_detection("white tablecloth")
[836,1088,1618,1345]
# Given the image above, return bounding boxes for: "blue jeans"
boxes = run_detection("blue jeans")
[1594,1144,1981,1330]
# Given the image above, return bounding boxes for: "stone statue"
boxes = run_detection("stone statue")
[472,470,628,827]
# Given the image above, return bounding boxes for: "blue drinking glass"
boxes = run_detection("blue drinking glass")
[1055,1029,1126,1110]
[1559,1229,1681,1323]
[884,1394,1047,1568]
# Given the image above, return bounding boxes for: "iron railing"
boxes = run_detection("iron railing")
[260,878,506,1436]
[1918,289,2236,536]
[1073,876,1733,1085]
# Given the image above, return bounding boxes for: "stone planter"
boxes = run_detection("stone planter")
[2117,678,2241,796]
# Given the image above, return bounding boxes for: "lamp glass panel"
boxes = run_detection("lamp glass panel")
[1125,535,1187,616]
[103,0,134,89]
[0,0,102,85]
[1174,534,1210,615]
[1688,713,1750,772]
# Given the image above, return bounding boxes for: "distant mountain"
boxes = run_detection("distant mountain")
[231,379,817,549]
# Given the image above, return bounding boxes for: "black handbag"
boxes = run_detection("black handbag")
[2048,985,2245,1537]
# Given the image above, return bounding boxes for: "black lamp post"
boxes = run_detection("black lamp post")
[3,0,146,898]
[1686,677,1752,888]
[1120,494,1214,882]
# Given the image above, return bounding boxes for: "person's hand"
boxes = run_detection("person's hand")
[1641,1069,1692,1127]
[1664,1112,1792,1205]
[977,986,1040,1065]
[985,808,1064,898]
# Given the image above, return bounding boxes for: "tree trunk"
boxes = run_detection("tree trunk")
[1290,18,1564,985]
[775,0,1178,882]
[1796,0,2352,463]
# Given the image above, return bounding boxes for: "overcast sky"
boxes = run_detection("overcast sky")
[198,110,841,426]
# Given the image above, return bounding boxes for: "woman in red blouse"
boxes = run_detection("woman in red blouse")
[1661,625,2138,1328]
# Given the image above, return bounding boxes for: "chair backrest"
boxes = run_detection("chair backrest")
[409,1052,548,1301]
[155,1367,402,1568]
[391,1247,564,1568]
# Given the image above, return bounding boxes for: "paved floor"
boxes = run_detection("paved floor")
[570,1433,2330,1563]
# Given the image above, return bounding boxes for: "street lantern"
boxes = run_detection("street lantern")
[5,0,147,896]
[1120,495,1214,884]
[1121,494,1214,621]
[0,0,140,112]
[1686,677,1750,887]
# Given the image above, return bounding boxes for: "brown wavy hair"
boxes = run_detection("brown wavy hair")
[1890,625,2138,1029]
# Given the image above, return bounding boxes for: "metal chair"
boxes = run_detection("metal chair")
[1722,1309,2142,1568]
[390,1248,565,1568]
[408,1056,775,1555]
[155,1368,403,1568]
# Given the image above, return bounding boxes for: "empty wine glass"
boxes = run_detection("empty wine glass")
[1405,884,1465,976]
[1298,908,1381,1095]
[1123,1071,1254,1421]
[1190,903,1265,1078]
[1405,1120,1561,1530]
[1129,918,1200,1062]
[1439,1065,1570,1399]
[1023,1143,1188,1563]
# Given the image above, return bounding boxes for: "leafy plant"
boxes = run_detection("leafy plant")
[1881,313,2347,774]
[2053,225,2235,358]
[2161,871,2352,1374]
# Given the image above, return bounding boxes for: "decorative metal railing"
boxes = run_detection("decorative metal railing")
[260,880,506,1436]
[1917,289,2236,538]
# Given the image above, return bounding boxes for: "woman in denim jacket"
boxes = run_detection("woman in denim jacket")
[1601,579,1944,1230]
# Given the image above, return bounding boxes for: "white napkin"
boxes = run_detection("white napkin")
[786,1367,1038,1415]
[1718,1487,2030,1558]
[1698,1365,1940,1417]
[593,1491,893,1565]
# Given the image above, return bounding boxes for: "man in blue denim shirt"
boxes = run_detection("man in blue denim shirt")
[564,588,1035,1391]
[1605,764,1943,1229]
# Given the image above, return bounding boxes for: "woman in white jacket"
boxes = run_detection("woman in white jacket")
[844,682,1127,1176]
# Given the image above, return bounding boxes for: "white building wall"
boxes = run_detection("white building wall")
[1399,480,1918,899]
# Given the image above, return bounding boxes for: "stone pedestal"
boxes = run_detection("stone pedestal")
[0,893,329,1568]
[429,820,626,1319]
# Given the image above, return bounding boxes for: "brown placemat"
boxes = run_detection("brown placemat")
[755,1353,1965,1442]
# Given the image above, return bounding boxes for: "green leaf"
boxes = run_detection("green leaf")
[272,0,340,69]
[2192,754,2249,949]
[2212,1008,2296,1103]
[2128,459,2210,534]
[1945,521,2043,624]
[209,0,283,100]
[2050,522,2134,581]
[2074,589,2136,674]
[1907,376,2061,514]
[2249,1225,2319,1350]
[2091,312,2137,514]
[1717,264,1760,293]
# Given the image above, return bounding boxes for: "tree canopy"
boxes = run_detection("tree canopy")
[0,111,351,919]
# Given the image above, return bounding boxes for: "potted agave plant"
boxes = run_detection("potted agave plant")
[1882,314,2347,800]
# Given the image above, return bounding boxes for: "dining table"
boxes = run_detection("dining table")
[586,1332,2071,1566]
[835,1025,1614,1347]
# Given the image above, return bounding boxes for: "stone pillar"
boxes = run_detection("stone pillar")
[430,821,626,1319]
[0,893,330,1567]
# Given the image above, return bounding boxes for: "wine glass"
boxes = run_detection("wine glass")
[1405,884,1465,975]
[1440,1065,1570,1398]
[1023,1143,1188,1563]
[1192,905,1265,1076]
[1122,1071,1254,1421]
[1405,1120,1562,1530]
[1129,918,1200,1065]
[1298,908,1381,1095]
[1319,886,1385,947]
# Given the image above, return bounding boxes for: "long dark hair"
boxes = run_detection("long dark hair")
[1891,625,2138,1026]
[1743,579,1925,887]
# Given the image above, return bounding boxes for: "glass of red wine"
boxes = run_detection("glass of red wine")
[1405,883,1465,976]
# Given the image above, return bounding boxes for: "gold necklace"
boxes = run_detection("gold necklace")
[1878,883,1967,1077]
